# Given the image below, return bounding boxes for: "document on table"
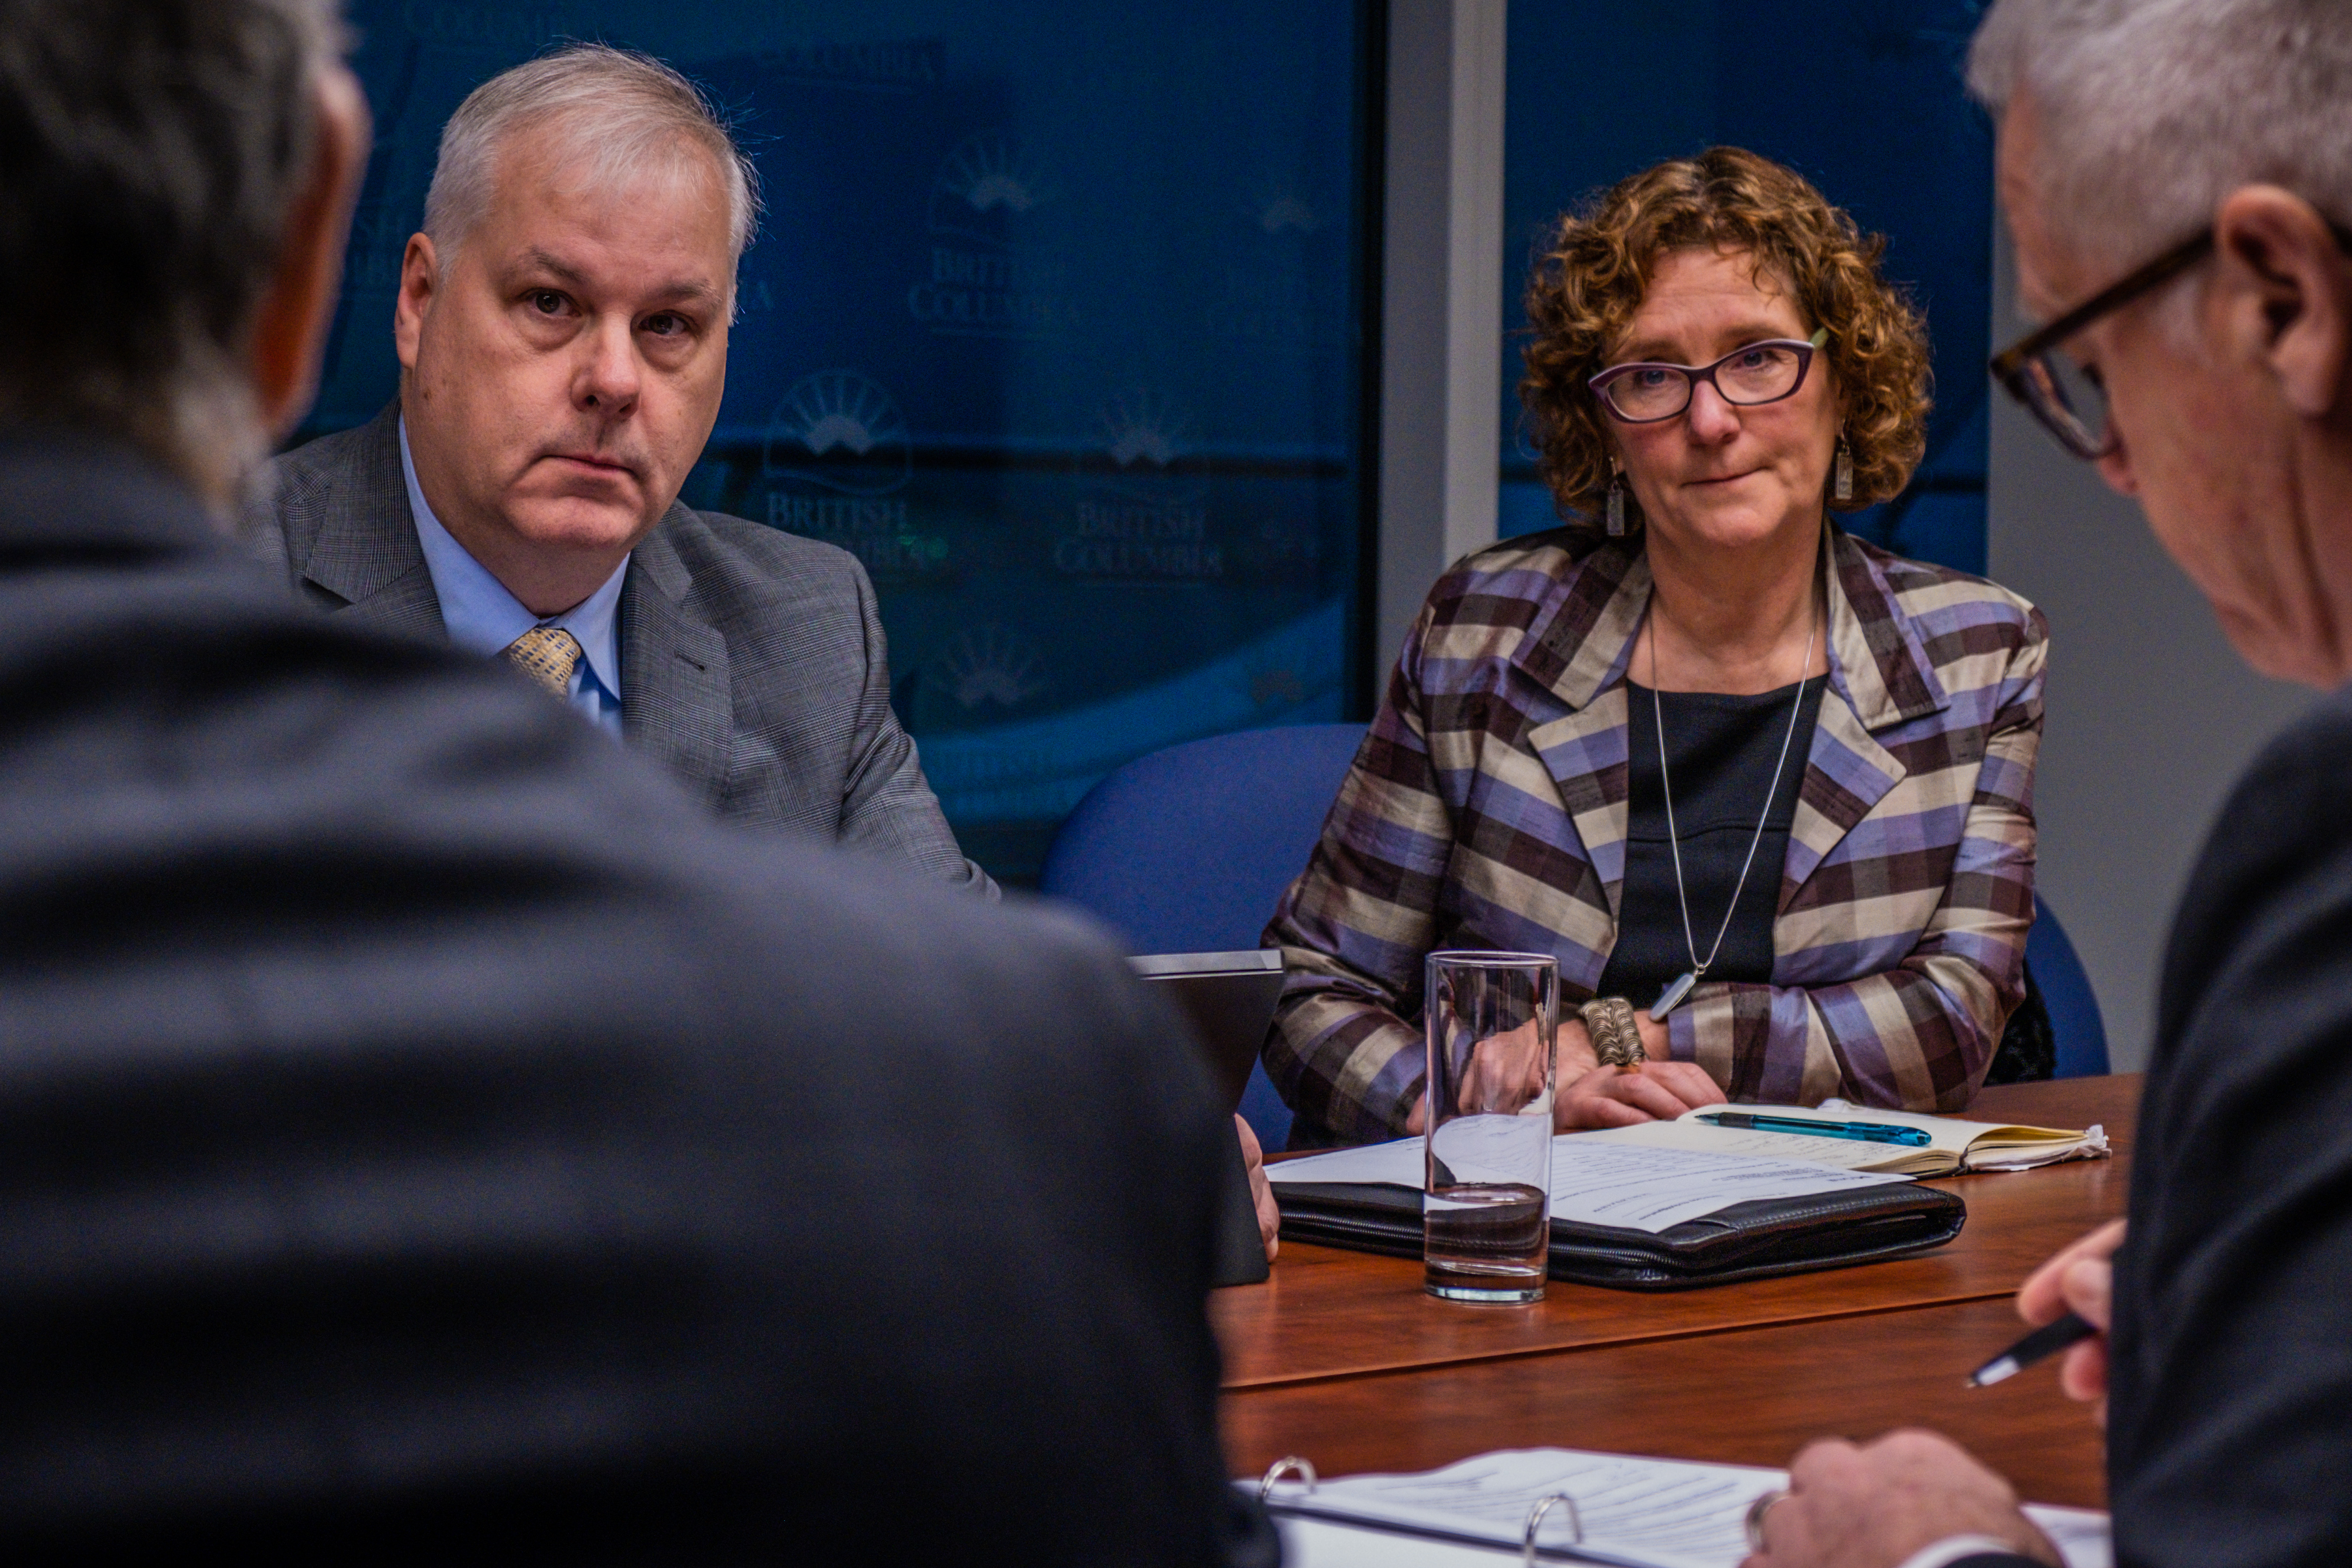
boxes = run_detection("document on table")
[1267,1135,1913,1235]
[1257,1447,2112,1568]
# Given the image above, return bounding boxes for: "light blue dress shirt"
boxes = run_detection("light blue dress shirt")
[399,418,626,736]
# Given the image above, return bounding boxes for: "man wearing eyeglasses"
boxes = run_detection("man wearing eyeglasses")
[1741,3,2352,1567]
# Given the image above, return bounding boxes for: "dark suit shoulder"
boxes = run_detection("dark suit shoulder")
[631,507,982,881]
[660,506,873,604]
[2214,681,2351,828]
[272,415,388,491]
[2154,686,2345,1038]
[262,409,400,564]
[642,505,885,713]
[2113,683,2352,1567]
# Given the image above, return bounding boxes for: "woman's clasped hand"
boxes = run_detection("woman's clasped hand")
[1554,1014,1726,1129]
[1404,1014,1727,1134]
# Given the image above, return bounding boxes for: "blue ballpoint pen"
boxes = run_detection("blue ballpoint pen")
[1694,1111,1933,1147]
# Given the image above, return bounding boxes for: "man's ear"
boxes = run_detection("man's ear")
[2215,184,2352,420]
[393,231,440,377]
[249,66,369,442]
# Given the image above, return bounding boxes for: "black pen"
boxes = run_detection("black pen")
[1966,1312,2098,1387]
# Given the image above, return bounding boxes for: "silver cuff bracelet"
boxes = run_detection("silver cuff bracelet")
[1578,997,1645,1068]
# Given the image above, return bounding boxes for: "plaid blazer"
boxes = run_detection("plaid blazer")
[251,404,992,894]
[1265,526,2046,1142]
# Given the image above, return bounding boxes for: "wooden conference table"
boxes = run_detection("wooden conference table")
[1215,1075,2138,1511]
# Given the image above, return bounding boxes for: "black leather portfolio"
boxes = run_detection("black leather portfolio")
[1272,1178,1966,1291]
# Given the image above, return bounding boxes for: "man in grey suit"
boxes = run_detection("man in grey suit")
[257,44,991,893]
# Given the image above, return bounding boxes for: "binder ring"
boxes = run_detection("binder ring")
[1258,1456,1318,1500]
[1522,1491,1583,1564]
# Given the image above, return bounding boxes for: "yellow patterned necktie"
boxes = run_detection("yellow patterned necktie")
[505,626,585,698]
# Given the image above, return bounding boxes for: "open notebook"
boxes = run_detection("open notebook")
[1576,1100,2108,1177]
[1257,1447,2110,1568]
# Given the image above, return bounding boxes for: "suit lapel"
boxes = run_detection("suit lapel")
[1776,529,1949,912]
[335,558,443,641]
[1780,687,1905,908]
[295,404,446,641]
[1518,545,1647,923]
[1526,685,1634,921]
[620,510,731,812]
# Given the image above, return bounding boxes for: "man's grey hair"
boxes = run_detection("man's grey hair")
[1969,0,2352,273]
[0,0,340,502]
[423,45,761,277]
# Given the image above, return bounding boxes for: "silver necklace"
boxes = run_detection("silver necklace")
[1645,594,1818,1021]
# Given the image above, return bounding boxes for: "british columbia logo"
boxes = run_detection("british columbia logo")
[911,131,1077,336]
[762,370,944,577]
[1059,388,1220,580]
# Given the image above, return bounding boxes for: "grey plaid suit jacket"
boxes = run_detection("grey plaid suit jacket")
[253,404,993,895]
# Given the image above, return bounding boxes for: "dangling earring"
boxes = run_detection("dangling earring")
[1833,436,1854,504]
[1605,458,1626,537]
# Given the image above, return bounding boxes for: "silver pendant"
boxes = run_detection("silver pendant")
[1650,970,1698,1021]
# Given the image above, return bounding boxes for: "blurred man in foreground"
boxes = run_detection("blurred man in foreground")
[0,2,1266,1560]
[1747,2,2352,1564]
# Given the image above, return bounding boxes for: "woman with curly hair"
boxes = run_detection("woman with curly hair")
[1264,147,2046,1141]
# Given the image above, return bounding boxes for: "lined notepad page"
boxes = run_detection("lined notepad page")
[1575,1103,2109,1177]
[1261,1447,2111,1568]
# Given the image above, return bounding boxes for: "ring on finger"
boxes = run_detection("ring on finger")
[1743,1489,1790,1552]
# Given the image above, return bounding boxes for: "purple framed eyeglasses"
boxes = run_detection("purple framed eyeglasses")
[1588,326,1829,423]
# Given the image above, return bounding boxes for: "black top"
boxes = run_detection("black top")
[1595,676,1825,1010]
[0,434,1268,1566]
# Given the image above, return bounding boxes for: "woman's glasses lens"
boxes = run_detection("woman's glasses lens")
[1596,343,1809,421]
[1605,368,1689,420]
[1716,343,1805,401]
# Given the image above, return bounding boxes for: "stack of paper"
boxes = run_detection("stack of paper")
[1258,1447,2111,1568]
[1267,1135,1914,1235]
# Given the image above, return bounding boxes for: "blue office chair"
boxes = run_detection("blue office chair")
[1038,723,1368,1149]
[2026,895,2109,1078]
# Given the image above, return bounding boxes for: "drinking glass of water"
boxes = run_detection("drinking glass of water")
[1422,951,1557,1303]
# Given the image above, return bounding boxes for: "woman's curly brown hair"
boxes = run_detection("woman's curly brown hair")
[1519,146,1931,545]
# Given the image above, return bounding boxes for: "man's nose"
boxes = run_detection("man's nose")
[1683,379,1742,443]
[574,316,641,416]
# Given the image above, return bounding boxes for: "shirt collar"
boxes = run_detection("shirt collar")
[398,416,627,702]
